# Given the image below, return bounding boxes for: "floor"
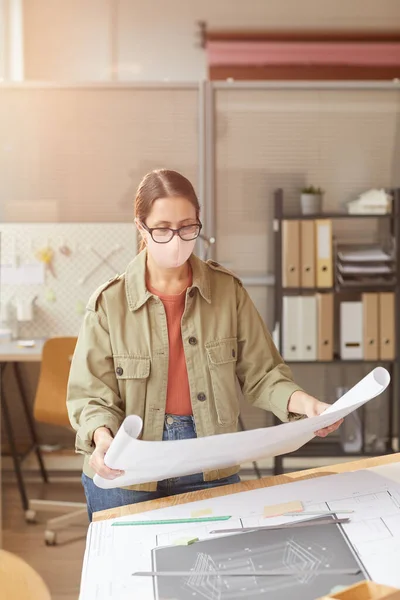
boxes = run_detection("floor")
[2,477,87,600]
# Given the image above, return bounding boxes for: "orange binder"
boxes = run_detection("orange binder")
[316,293,334,361]
[379,292,395,360]
[282,220,300,287]
[315,219,333,288]
[362,293,379,361]
[300,220,316,288]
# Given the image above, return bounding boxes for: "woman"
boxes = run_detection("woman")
[67,169,342,521]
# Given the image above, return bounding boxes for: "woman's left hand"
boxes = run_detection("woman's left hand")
[288,390,343,437]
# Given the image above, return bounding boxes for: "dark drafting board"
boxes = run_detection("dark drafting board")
[151,522,367,600]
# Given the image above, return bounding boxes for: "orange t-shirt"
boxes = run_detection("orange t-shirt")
[147,279,193,416]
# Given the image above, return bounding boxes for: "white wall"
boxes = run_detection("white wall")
[23,0,110,80]
[22,0,400,81]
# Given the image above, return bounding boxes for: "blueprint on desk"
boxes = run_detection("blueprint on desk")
[152,521,366,600]
[79,468,400,600]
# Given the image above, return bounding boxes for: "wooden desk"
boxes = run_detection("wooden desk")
[0,339,45,363]
[0,339,48,513]
[93,453,400,522]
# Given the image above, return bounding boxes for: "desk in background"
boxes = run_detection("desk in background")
[0,339,48,514]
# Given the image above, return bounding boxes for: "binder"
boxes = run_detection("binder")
[282,296,300,360]
[379,292,395,360]
[340,301,363,360]
[316,293,334,361]
[362,293,379,361]
[300,220,316,288]
[298,296,317,360]
[282,220,300,287]
[315,219,333,288]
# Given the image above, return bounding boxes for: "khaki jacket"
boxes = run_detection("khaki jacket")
[67,250,303,491]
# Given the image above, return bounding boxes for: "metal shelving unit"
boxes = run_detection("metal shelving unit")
[273,188,400,475]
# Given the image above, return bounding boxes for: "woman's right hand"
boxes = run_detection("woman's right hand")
[89,427,124,480]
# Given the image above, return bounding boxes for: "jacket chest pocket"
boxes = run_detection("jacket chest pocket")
[113,356,150,419]
[206,338,239,426]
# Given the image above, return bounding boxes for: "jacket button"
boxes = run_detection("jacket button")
[189,336,197,345]
[197,392,206,402]
[189,289,195,298]
[116,367,123,376]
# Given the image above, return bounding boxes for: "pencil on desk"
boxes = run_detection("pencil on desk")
[132,567,361,578]
[210,516,350,534]
[111,515,232,527]
[283,510,354,516]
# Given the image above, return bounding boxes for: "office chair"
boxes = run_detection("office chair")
[27,337,87,546]
[0,550,51,600]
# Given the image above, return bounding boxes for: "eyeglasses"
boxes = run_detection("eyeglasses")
[141,221,202,244]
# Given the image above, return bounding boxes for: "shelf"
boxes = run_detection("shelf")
[282,287,334,293]
[285,359,395,365]
[274,188,399,473]
[336,284,396,292]
[282,285,396,294]
[280,440,395,459]
[280,212,392,220]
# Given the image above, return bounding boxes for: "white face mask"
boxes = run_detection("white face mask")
[145,233,196,268]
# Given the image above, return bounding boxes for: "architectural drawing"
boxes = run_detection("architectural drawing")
[152,523,365,600]
[78,469,400,600]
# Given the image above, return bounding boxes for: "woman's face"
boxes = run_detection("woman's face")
[138,196,198,269]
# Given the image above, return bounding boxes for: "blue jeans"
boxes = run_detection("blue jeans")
[82,414,240,521]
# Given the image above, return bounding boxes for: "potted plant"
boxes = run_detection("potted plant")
[300,185,324,215]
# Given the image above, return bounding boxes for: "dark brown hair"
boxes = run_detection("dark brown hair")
[135,169,200,251]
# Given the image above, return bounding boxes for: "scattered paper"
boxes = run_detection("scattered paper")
[94,367,390,490]
[337,248,392,263]
[17,340,35,347]
[347,189,392,215]
[263,500,303,518]
[338,264,391,274]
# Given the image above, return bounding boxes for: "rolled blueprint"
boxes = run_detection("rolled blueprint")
[94,367,390,489]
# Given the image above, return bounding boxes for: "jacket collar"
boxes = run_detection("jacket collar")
[125,249,211,311]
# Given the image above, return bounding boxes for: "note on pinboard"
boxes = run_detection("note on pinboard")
[0,264,45,285]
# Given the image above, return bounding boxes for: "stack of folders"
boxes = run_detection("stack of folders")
[336,245,396,289]
[340,294,395,361]
[282,219,333,288]
[282,293,334,361]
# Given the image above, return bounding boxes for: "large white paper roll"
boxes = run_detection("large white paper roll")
[94,367,390,489]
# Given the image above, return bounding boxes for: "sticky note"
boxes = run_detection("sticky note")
[45,288,56,303]
[263,500,303,518]
[173,537,199,546]
[75,300,85,315]
[191,508,213,518]
[329,586,348,594]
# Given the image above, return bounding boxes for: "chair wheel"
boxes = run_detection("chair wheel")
[25,509,37,524]
[44,530,57,546]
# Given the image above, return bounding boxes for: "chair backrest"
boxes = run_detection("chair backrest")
[34,337,77,428]
[0,550,51,600]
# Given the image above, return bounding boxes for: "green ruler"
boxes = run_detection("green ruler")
[111,515,232,527]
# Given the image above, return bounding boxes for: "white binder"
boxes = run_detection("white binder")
[282,296,300,361]
[340,301,363,360]
[298,296,317,360]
